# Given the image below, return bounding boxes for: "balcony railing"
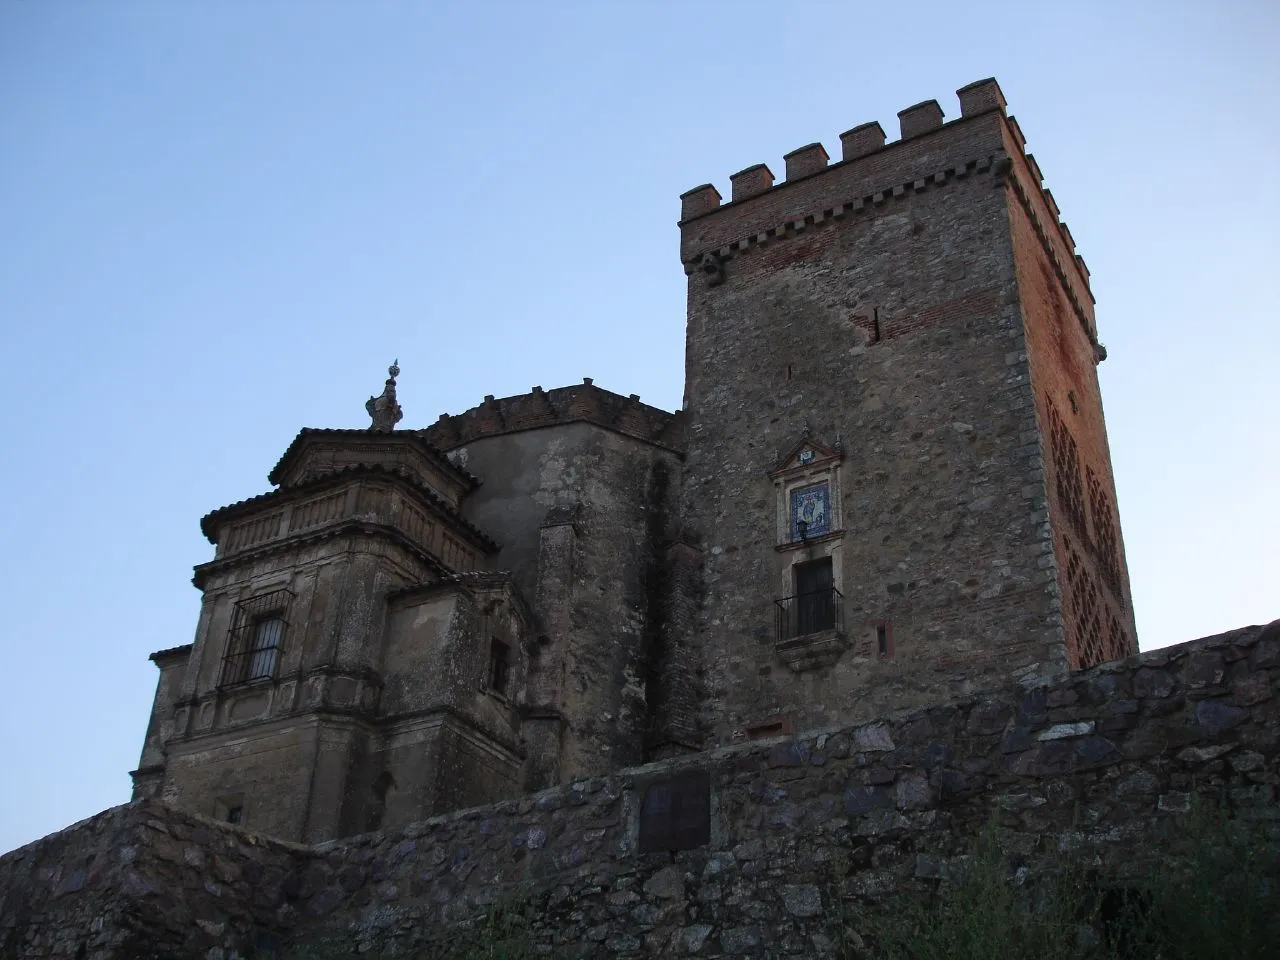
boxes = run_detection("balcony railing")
[774,587,844,641]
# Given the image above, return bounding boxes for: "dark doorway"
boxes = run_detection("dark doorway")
[794,558,835,634]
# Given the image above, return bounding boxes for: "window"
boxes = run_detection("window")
[247,617,282,680]
[214,795,244,825]
[745,715,793,740]
[487,638,510,696]
[220,589,292,686]
[875,620,893,658]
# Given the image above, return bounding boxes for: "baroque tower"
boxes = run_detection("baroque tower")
[675,78,1136,745]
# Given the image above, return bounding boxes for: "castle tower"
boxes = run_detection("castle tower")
[676,79,1136,746]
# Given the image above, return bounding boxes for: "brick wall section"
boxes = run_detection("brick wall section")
[6,622,1276,958]
[679,111,1006,263]
[1004,141,1137,665]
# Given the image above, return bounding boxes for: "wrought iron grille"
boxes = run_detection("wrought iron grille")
[220,589,293,687]
[774,587,844,641]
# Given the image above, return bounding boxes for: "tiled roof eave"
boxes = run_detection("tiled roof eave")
[266,428,481,490]
[198,464,499,552]
[149,644,193,663]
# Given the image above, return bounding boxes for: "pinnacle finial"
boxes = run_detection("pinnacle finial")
[366,359,404,433]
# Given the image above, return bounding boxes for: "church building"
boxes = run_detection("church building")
[132,78,1137,843]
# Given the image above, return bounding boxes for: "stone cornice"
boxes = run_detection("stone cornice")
[199,464,499,553]
[191,520,453,590]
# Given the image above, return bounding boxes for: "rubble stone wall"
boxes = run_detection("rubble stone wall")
[3,621,1276,959]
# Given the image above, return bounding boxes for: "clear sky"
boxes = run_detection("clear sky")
[0,1,1276,854]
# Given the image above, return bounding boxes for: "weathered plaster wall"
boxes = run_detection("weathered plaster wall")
[5,621,1277,959]
[373,577,529,828]
[448,421,683,784]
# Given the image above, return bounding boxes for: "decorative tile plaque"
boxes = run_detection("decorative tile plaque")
[790,482,831,540]
[637,771,711,853]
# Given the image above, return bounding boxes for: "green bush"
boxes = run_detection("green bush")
[839,805,1280,960]
[438,898,538,960]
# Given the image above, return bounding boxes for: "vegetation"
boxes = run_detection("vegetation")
[278,804,1278,959]
[281,894,539,960]
[438,898,538,960]
[839,805,1280,960]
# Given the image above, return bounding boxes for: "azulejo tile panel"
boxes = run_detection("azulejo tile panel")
[790,483,830,540]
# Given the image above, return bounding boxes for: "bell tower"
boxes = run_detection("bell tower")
[131,365,534,841]
[676,79,1136,746]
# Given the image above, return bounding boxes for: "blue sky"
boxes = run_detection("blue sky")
[0,1,1276,853]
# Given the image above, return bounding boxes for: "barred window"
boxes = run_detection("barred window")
[247,617,283,680]
[220,589,292,686]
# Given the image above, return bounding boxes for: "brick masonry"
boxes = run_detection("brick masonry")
[4,620,1277,958]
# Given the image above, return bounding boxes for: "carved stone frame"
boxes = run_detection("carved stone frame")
[769,436,847,671]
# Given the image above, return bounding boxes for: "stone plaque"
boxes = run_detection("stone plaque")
[638,771,711,853]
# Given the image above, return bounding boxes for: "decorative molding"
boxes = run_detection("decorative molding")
[775,628,848,673]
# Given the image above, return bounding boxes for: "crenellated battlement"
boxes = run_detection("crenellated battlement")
[421,381,685,454]
[678,78,1092,310]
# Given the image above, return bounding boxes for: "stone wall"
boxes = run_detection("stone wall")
[0,803,303,960]
[680,109,1068,746]
[4,621,1276,959]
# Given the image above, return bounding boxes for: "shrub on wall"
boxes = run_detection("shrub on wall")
[840,804,1280,960]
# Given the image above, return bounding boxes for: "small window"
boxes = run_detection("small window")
[215,795,245,825]
[247,617,282,680]
[745,715,793,740]
[875,620,893,658]
[220,589,292,687]
[487,639,510,696]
